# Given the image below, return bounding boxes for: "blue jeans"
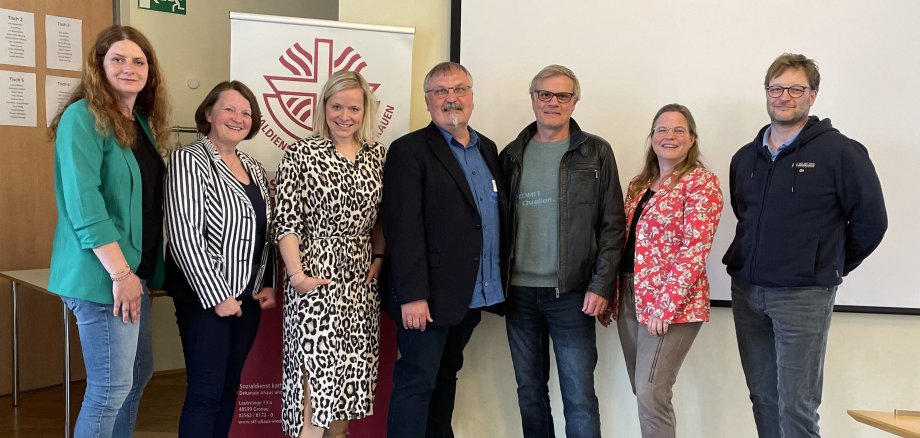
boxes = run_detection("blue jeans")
[174,296,261,437]
[731,279,837,438]
[505,286,600,438]
[63,287,154,438]
[387,308,481,438]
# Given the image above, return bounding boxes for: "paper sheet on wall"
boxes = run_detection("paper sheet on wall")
[45,75,79,127]
[0,70,37,127]
[0,9,36,67]
[46,16,82,71]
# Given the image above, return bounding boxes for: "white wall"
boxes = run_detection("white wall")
[120,0,338,372]
[458,309,920,438]
[341,1,920,437]
[339,0,449,131]
[119,0,337,132]
[459,0,918,310]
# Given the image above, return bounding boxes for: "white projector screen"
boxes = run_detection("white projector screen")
[460,0,919,312]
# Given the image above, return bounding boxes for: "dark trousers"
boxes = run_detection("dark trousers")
[505,286,600,438]
[174,297,261,438]
[731,279,837,438]
[387,308,482,438]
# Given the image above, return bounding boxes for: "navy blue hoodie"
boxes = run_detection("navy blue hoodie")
[723,116,887,287]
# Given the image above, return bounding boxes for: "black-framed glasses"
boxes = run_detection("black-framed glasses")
[766,85,810,98]
[533,90,575,103]
[425,85,472,98]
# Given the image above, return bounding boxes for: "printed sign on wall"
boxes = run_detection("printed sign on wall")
[138,0,186,15]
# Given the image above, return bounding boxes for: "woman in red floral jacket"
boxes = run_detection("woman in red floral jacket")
[601,103,723,438]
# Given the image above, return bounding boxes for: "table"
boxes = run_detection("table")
[848,409,920,437]
[2,268,168,438]
[0,268,71,438]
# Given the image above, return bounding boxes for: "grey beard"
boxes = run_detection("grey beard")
[448,112,460,127]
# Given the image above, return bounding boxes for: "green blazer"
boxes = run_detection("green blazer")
[48,99,164,304]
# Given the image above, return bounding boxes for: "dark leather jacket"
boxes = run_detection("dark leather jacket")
[499,119,626,299]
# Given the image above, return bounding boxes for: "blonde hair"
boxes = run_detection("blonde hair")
[50,25,170,155]
[629,103,704,199]
[314,70,378,144]
[529,64,580,103]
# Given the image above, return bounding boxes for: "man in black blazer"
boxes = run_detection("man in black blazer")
[382,62,507,438]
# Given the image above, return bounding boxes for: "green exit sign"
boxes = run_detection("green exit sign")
[138,0,187,15]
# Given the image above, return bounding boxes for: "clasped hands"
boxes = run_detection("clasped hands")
[214,287,277,317]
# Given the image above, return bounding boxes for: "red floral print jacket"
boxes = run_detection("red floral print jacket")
[617,166,723,324]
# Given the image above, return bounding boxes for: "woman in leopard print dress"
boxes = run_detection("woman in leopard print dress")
[273,70,385,438]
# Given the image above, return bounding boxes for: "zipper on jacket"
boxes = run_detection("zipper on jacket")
[750,158,776,282]
[557,149,569,293]
[556,137,591,294]
[506,154,522,285]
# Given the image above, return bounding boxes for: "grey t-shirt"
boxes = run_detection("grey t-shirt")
[510,137,569,287]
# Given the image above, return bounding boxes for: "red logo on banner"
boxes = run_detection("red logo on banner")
[261,39,393,148]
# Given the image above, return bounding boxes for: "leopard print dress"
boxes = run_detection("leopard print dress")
[274,136,384,434]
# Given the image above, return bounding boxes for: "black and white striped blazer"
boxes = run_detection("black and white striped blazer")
[164,136,275,308]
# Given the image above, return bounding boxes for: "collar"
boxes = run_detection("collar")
[762,125,803,159]
[438,126,480,150]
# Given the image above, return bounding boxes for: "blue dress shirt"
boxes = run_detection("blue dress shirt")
[439,127,505,308]
[763,126,803,160]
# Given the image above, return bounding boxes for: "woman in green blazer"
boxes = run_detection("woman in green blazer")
[48,25,170,438]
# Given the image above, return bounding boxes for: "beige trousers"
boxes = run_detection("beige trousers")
[617,273,702,438]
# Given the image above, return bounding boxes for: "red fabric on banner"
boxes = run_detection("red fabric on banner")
[230,285,285,436]
[230,264,396,437]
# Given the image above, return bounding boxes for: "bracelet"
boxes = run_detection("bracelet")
[112,270,133,282]
[109,263,131,281]
[288,268,305,279]
[372,254,385,261]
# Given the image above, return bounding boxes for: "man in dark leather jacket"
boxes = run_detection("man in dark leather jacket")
[499,64,625,438]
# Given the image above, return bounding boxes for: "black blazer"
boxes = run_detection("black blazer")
[381,122,508,326]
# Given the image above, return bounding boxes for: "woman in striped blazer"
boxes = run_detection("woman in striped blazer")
[163,81,276,437]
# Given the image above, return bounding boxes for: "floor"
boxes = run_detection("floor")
[0,371,185,438]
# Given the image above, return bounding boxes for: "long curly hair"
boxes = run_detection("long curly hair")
[629,103,704,199]
[50,25,170,155]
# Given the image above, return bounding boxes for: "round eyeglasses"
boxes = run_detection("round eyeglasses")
[653,126,689,136]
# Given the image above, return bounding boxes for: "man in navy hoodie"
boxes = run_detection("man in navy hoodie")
[723,53,887,437]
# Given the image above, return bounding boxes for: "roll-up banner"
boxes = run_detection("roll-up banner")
[230,12,414,171]
[230,12,413,436]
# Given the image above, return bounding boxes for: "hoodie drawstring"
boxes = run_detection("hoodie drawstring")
[790,143,803,193]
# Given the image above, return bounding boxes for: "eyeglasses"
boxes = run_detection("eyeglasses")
[653,126,689,136]
[425,85,472,98]
[533,90,575,103]
[765,85,810,98]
